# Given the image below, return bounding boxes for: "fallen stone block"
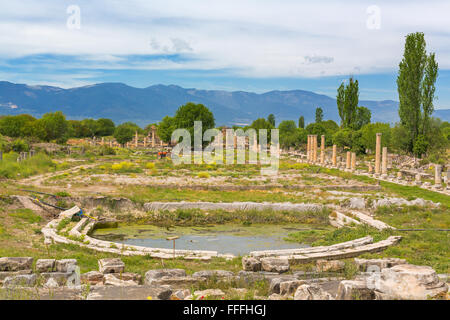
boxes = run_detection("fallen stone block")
[294,284,334,300]
[260,258,289,273]
[192,270,234,279]
[0,257,33,271]
[3,274,37,287]
[372,264,448,300]
[81,271,104,285]
[192,289,225,299]
[39,272,72,286]
[104,273,138,286]
[316,259,345,273]
[35,259,56,273]
[354,258,407,272]
[87,285,172,300]
[98,258,125,274]
[279,280,305,296]
[336,280,376,300]
[145,269,186,285]
[269,276,298,294]
[0,270,32,284]
[171,289,191,300]
[242,257,261,272]
[55,259,77,273]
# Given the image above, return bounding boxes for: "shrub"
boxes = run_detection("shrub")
[146,162,155,169]
[197,172,210,179]
[11,139,29,152]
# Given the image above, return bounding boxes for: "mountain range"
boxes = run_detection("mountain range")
[0,81,448,127]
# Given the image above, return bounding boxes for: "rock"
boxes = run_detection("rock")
[3,274,37,287]
[260,258,289,273]
[145,269,186,285]
[242,257,261,272]
[0,270,32,284]
[336,280,376,300]
[0,257,33,271]
[109,272,141,283]
[348,197,366,209]
[192,270,234,279]
[44,278,59,288]
[144,269,198,287]
[35,259,56,273]
[238,271,286,285]
[354,258,407,272]
[171,289,191,300]
[279,280,305,296]
[372,264,448,300]
[316,259,345,272]
[87,285,172,300]
[55,259,77,273]
[98,258,125,274]
[104,273,138,286]
[39,272,72,286]
[193,289,225,299]
[268,293,288,300]
[294,284,334,300]
[81,271,104,285]
[269,276,297,294]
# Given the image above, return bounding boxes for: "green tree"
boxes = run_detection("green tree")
[0,114,37,137]
[337,77,359,128]
[113,124,135,146]
[315,107,323,123]
[96,118,115,136]
[360,122,391,152]
[173,102,215,147]
[298,116,305,129]
[354,106,372,130]
[397,32,438,153]
[278,120,297,148]
[157,116,176,143]
[35,111,68,142]
[267,114,275,127]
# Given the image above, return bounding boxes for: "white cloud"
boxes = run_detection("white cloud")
[0,0,449,78]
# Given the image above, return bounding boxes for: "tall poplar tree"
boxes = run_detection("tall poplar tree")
[397,32,438,153]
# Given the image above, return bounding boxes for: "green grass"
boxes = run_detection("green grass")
[0,152,57,179]
[128,208,331,226]
[286,205,450,273]
[8,209,42,224]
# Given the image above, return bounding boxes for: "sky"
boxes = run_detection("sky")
[0,0,449,108]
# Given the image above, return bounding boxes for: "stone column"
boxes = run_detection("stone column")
[313,135,318,163]
[135,131,139,148]
[415,173,422,185]
[152,126,156,147]
[306,135,310,161]
[381,147,388,176]
[435,165,442,186]
[101,137,104,145]
[253,134,258,153]
[375,133,382,175]
[351,152,356,171]
[143,137,147,148]
[346,151,351,169]
[368,162,373,173]
[320,135,325,164]
[109,141,113,148]
[332,145,337,167]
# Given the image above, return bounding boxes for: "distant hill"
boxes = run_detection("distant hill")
[0,81,448,126]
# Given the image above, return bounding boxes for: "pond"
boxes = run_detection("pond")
[91,223,312,255]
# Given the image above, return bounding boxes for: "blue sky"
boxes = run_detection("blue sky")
[0,0,449,108]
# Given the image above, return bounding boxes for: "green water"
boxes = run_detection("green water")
[92,223,311,255]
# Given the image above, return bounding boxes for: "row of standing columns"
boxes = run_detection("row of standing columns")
[304,132,446,189]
